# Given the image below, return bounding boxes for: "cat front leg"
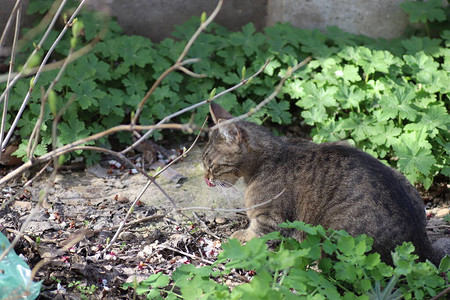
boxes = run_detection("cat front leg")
[230,228,257,242]
[230,215,279,242]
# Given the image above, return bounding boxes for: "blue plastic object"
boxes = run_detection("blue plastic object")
[0,232,41,300]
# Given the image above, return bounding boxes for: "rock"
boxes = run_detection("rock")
[13,201,32,210]
[436,208,449,218]
[119,231,134,241]
[87,164,109,178]
[215,217,227,224]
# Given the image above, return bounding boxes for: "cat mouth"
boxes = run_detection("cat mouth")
[204,177,216,187]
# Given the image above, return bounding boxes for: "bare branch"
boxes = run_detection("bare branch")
[0,34,103,83]
[177,189,286,213]
[178,66,206,78]
[160,245,214,265]
[1,0,84,150]
[131,0,224,126]
[103,118,208,252]
[212,56,312,130]
[0,0,68,101]
[0,123,197,186]
[123,58,271,154]
[0,0,23,53]
[0,3,21,160]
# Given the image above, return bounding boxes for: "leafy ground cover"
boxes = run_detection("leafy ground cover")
[0,147,448,299]
[1,0,449,299]
[1,0,449,188]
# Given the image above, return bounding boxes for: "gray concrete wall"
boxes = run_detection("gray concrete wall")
[267,0,409,39]
[0,0,412,50]
[86,0,268,42]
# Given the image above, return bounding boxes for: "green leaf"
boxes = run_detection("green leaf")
[438,255,450,273]
[296,81,338,110]
[416,69,449,94]
[365,121,402,148]
[401,37,442,57]
[229,23,265,56]
[13,141,47,161]
[58,116,90,145]
[264,59,282,76]
[122,72,148,96]
[267,100,291,124]
[404,104,450,138]
[71,81,106,110]
[335,84,365,109]
[301,106,328,125]
[399,0,446,23]
[337,235,355,256]
[118,35,154,67]
[403,51,439,74]
[393,131,436,181]
[378,85,418,122]
[298,29,336,57]
[341,64,362,83]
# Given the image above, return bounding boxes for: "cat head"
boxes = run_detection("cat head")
[202,103,246,187]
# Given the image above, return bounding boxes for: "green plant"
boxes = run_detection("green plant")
[399,0,447,36]
[68,280,97,295]
[122,222,449,299]
[2,0,449,188]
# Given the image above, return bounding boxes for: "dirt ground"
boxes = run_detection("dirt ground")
[0,144,449,299]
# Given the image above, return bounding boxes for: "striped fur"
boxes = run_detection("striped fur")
[202,103,443,265]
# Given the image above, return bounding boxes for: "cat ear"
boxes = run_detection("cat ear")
[209,103,234,124]
[219,123,242,144]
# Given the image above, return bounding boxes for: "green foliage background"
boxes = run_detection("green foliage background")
[2,0,449,187]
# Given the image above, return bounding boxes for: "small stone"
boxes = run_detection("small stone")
[13,201,32,210]
[116,195,129,203]
[436,208,449,218]
[119,231,134,241]
[215,217,226,224]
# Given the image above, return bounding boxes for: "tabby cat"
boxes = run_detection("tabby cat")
[202,103,443,265]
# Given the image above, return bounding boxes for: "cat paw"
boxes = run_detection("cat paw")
[230,229,257,242]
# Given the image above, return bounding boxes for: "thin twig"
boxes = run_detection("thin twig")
[123,58,271,155]
[0,0,23,53]
[24,160,52,187]
[0,123,196,186]
[212,56,312,130]
[177,189,286,213]
[131,0,224,126]
[0,0,68,102]
[0,3,21,160]
[103,118,208,253]
[193,212,221,240]
[1,0,83,150]
[430,286,450,300]
[161,245,214,265]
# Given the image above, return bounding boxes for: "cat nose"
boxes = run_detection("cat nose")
[205,177,216,187]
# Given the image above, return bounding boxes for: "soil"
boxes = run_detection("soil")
[0,145,449,299]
